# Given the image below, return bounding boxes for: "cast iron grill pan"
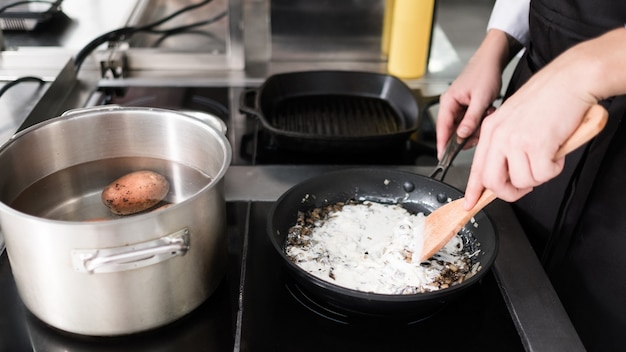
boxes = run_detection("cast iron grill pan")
[240,70,438,154]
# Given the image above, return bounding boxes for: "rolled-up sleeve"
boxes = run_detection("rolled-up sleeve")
[487,0,530,47]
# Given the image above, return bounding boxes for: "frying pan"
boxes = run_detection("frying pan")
[239,70,439,154]
[267,168,498,319]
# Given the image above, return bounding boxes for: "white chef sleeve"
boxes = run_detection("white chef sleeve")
[487,0,530,47]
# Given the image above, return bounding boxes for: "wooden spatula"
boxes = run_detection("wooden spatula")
[420,104,609,261]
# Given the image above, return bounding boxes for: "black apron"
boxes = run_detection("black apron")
[505,1,626,350]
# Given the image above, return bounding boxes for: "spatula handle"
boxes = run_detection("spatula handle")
[554,104,608,158]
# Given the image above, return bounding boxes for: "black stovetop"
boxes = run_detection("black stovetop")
[0,200,524,352]
[0,202,245,352]
[239,202,523,352]
[0,86,527,351]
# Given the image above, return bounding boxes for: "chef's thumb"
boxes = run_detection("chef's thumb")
[463,190,480,211]
[458,105,496,139]
[463,168,486,211]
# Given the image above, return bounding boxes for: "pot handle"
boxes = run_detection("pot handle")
[71,228,190,274]
[238,89,260,117]
[179,110,228,135]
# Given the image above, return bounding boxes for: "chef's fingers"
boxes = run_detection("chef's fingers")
[526,152,566,186]
[463,132,490,210]
[462,106,496,149]
[435,98,467,158]
[465,158,533,209]
[503,147,535,190]
[463,116,535,209]
[456,101,494,139]
[505,135,566,189]
[436,103,495,159]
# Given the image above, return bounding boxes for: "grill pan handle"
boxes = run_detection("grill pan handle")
[412,90,440,111]
[412,90,440,122]
[239,88,260,117]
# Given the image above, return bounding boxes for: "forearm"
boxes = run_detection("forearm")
[523,27,626,108]
[576,27,626,102]
[473,29,522,79]
[487,0,530,48]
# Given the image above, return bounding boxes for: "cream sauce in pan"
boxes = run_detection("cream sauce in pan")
[286,201,481,294]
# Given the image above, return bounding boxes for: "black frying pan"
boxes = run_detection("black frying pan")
[267,168,498,319]
[240,70,439,154]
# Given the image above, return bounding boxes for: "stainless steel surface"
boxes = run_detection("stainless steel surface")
[11,59,100,132]
[0,0,463,147]
[0,78,49,146]
[0,106,231,335]
[269,0,385,62]
[224,165,470,203]
[93,23,459,89]
[118,0,245,71]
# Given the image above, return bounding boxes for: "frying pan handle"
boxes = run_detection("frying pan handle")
[429,106,495,181]
[412,90,440,110]
[239,89,260,117]
[429,132,467,181]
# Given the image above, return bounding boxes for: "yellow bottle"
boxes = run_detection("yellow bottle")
[387,0,436,79]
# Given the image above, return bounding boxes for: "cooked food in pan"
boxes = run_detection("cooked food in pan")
[285,200,482,295]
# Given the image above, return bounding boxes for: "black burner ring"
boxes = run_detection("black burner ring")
[284,280,444,326]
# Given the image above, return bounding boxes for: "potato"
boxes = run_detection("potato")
[101,170,170,215]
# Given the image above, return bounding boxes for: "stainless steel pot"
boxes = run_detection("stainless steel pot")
[0,106,232,336]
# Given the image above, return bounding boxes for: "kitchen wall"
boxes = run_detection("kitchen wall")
[261,0,494,65]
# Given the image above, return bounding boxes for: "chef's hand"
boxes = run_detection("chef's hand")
[436,29,515,159]
[461,27,626,210]
[463,91,593,209]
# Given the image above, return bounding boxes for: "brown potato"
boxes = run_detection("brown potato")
[102,170,170,215]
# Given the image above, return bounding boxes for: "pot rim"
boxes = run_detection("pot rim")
[0,106,232,226]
